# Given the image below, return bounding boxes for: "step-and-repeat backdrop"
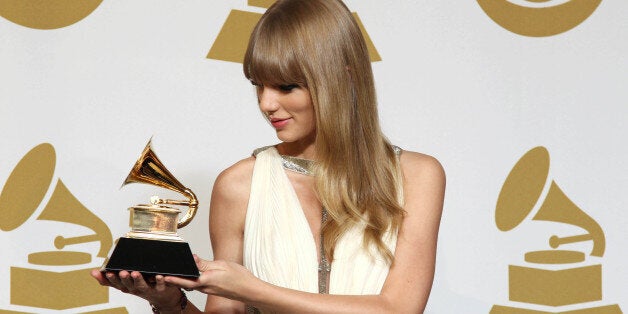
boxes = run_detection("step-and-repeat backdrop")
[1,1,626,313]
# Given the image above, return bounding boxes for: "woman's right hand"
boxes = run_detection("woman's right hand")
[91,269,184,311]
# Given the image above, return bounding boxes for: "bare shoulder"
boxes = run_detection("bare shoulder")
[212,156,256,197]
[397,150,446,216]
[212,157,255,200]
[398,150,446,183]
[209,156,256,234]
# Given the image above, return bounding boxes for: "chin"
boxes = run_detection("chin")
[276,134,297,143]
[275,133,307,144]
[274,128,316,145]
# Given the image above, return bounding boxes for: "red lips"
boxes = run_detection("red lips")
[270,117,290,129]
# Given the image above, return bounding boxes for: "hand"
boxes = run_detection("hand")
[91,269,183,310]
[164,255,261,302]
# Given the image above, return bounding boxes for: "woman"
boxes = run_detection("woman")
[92,0,445,313]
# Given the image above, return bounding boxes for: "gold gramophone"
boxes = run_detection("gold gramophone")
[1,143,126,311]
[102,139,199,278]
[490,146,621,313]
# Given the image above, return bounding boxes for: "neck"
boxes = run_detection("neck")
[277,135,317,160]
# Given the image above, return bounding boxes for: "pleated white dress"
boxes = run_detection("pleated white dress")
[244,147,398,312]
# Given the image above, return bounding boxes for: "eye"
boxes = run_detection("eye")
[279,84,299,92]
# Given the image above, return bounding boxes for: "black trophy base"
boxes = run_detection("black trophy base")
[103,237,199,278]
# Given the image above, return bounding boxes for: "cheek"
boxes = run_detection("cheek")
[304,109,316,133]
[300,103,315,125]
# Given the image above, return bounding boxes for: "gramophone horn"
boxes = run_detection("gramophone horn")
[496,146,605,257]
[0,143,55,232]
[122,139,198,228]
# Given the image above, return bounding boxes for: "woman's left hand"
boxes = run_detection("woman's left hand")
[164,255,261,302]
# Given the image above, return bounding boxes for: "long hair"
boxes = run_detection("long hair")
[243,0,404,263]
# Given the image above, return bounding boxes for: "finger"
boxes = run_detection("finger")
[119,270,138,292]
[105,272,129,293]
[196,258,218,272]
[105,271,122,286]
[163,275,198,291]
[91,269,110,286]
[130,271,151,292]
[154,274,168,292]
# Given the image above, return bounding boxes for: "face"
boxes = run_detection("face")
[255,83,316,145]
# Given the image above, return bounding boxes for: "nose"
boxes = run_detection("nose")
[258,87,280,113]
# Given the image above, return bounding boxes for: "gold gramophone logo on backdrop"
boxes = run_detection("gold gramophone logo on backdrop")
[477,0,602,37]
[0,0,103,30]
[490,147,621,314]
[207,0,381,63]
[0,143,127,313]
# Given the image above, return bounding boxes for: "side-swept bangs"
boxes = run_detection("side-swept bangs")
[243,10,307,87]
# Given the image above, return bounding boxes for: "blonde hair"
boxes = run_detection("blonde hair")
[244,0,404,263]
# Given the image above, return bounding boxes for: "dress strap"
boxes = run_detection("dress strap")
[392,145,402,157]
[252,145,274,157]
[252,146,315,176]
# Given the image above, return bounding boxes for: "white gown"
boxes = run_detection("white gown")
[243,146,398,312]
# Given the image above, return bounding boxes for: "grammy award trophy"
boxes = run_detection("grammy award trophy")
[102,139,200,278]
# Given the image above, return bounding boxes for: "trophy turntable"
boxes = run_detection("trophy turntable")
[102,139,200,278]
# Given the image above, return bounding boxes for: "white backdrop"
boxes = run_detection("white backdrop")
[1,1,626,313]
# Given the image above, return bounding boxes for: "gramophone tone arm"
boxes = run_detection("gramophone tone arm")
[54,234,100,249]
[153,198,192,206]
[149,191,198,229]
[549,233,594,249]
[150,195,192,207]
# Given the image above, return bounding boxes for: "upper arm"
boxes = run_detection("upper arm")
[205,157,255,313]
[380,151,446,312]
